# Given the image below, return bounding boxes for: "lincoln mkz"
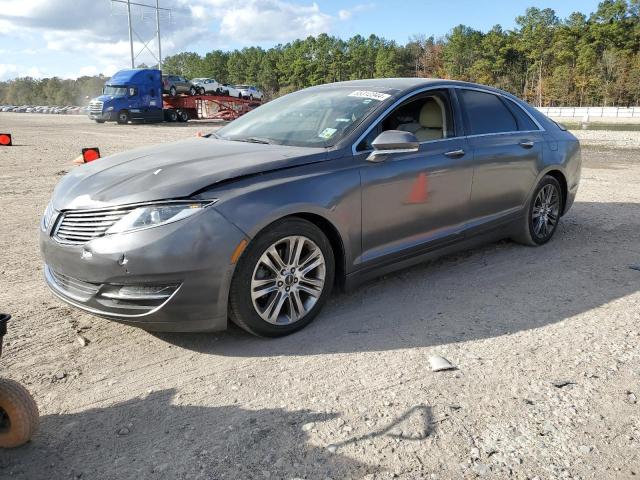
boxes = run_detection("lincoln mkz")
[40,79,581,337]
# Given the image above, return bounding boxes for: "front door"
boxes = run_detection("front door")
[354,89,474,267]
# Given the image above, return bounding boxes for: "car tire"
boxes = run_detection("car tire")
[116,110,129,124]
[169,86,177,97]
[0,378,39,448]
[189,86,197,96]
[513,175,563,246]
[95,119,105,124]
[229,218,335,337]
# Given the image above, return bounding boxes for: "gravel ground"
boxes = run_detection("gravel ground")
[0,113,639,479]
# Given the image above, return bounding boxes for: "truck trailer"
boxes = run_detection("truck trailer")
[88,68,259,124]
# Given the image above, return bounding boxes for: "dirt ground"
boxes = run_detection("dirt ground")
[0,113,638,480]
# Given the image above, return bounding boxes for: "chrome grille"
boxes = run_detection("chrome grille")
[88,100,103,115]
[46,266,100,302]
[54,207,134,245]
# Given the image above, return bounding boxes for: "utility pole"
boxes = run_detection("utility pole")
[126,0,134,68]
[156,0,162,70]
[112,0,171,70]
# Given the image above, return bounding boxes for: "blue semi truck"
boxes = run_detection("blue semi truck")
[88,68,197,124]
[88,68,259,124]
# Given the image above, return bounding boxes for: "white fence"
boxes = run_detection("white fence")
[536,106,640,118]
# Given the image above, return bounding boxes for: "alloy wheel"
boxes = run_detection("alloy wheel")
[250,236,326,325]
[532,184,560,240]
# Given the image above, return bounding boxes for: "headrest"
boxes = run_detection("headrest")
[419,99,443,129]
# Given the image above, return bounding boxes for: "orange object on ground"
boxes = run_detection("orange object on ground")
[0,134,12,146]
[82,148,101,162]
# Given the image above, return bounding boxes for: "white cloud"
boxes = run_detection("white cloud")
[0,63,45,80]
[339,3,375,21]
[0,0,375,79]
[214,0,332,42]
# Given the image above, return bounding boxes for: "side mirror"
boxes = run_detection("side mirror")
[367,130,420,162]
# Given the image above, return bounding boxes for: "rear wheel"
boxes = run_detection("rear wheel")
[0,378,39,448]
[513,175,563,246]
[198,87,206,95]
[164,109,178,122]
[189,86,197,96]
[229,219,334,337]
[169,86,177,97]
[177,110,189,122]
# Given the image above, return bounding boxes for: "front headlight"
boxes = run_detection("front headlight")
[41,201,55,232]
[106,201,215,235]
[106,106,114,111]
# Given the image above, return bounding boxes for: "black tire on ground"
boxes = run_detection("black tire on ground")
[94,119,105,124]
[512,175,563,246]
[169,86,177,97]
[177,110,189,122]
[229,218,335,338]
[116,110,129,124]
[165,109,178,122]
[0,378,39,448]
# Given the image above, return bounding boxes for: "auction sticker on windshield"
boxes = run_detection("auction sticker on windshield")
[348,90,391,101]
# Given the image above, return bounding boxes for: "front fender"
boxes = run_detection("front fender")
[207,157,362,273]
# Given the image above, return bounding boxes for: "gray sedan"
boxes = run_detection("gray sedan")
[40,79,581,337]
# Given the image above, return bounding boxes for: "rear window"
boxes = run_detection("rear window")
[458,89,518,135]
[504,98,539,131]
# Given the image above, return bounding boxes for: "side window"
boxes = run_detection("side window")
[504,98,539,131]
[458,89,517,135]
[356,90,456,152]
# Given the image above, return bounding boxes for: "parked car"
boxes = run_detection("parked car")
[162,74,196,96]
[221,84,241,98]
[191,78,223,95]
[235,85,263,100]
[40,79,581,337]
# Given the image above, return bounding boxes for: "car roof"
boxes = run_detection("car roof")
[309,78,516,98]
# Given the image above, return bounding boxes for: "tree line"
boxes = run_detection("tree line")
[2,1,640,107]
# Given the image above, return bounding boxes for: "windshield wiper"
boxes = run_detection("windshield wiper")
[234,137,274,145]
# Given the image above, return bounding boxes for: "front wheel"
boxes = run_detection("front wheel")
[0,378,39,448]
[229,219,335,337]
[189,86,197,96]
[513,175,563,246]
[116,110,129,124]
[169,86,177,97]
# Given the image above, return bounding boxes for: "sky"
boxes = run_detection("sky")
[0,0,603,81]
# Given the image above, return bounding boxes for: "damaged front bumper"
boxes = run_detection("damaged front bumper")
[40,207,248,332]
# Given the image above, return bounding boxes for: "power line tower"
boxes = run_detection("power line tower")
[111,0,171,70]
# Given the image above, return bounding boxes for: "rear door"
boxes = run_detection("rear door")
[456,88,545,232]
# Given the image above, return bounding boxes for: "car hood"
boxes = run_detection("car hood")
[52,137,327,210]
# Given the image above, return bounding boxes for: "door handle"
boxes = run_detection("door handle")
[444,149,465,158]
[519,140,535,149]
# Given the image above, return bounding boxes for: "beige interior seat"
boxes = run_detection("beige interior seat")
[414,99,444,141]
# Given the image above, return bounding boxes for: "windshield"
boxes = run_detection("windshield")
[102,85,127,97]
[192,78,206,83]
[216,87,392,147]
